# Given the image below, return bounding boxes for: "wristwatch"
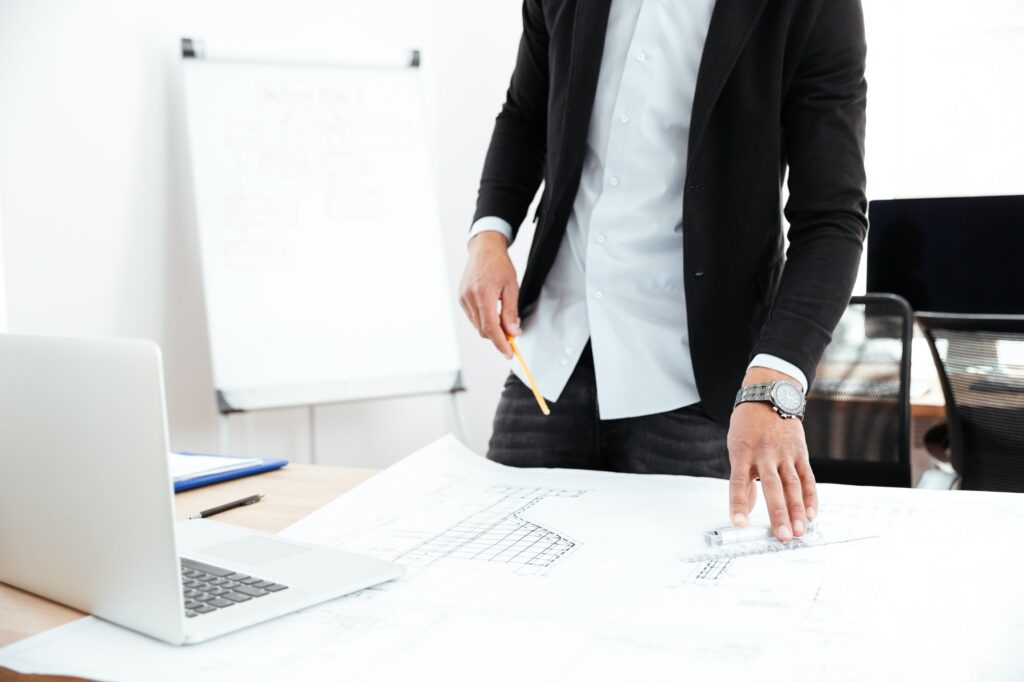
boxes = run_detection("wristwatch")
[734,381,806,420]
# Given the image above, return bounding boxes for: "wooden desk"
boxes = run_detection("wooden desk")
[911,385,945,419]
[0,464,376,680]
[0,381,949,678]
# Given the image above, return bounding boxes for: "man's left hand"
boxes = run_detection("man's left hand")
[727,367,818,541]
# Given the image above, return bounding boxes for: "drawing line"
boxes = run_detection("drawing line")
[395,485,585,570]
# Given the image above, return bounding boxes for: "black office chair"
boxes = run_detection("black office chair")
[915,313,1024,492]
[803,294,913,487]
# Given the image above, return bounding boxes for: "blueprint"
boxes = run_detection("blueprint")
[3,434,1024,681]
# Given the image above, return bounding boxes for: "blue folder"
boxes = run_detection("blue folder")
[173,452,289,493]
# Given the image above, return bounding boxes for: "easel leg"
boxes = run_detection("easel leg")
[450,391,470,444]
[219,413,231,454]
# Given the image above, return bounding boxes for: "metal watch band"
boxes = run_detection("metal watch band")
[734,383,774,405]
[734,381,805,420]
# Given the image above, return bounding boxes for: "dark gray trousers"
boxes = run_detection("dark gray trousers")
[487,345,731,478]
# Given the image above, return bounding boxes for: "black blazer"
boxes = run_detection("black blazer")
[474,0,868,424]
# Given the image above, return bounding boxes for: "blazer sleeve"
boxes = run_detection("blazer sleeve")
[751,0,868,385]
[472,0,549,240]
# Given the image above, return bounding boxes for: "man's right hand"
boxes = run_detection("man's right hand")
[459,231,520,359]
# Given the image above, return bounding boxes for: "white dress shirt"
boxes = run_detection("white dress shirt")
[471,0,806,419]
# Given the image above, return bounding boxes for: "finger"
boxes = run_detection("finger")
[746,479,757,515]
[757,460,793,541]
[476,297,512,358]
[779,461,808,536]
[459,294,479,331]
[463,290,486,338]
[728,462,754,527]
[796,458,818,521]
[499,281,521,337]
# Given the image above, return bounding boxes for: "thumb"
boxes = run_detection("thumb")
[499,280,521,337]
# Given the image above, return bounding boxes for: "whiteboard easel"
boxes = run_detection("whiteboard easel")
[181,39,465,461]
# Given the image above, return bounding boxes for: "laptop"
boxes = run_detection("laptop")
[0,334,403,645]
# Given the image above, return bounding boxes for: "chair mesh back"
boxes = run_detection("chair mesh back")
[804,295,911,486]
[923,326,1024,492]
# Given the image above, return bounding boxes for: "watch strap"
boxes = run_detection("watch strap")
[735,383,774,405]
[734,381,806,420]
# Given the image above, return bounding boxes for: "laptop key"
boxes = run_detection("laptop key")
[179,558,287,616]
[207,597,234,608]
[181,558,235,577]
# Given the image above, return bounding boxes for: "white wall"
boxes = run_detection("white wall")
[854,0,1024,292]
[863,0,1024,201]
[0,0,524,467]
[0,191,6,332]
[1,1,1021,467]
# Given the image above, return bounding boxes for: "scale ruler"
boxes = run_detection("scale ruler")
[681,530,880,563]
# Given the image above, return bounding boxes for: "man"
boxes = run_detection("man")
[459,0,867,542]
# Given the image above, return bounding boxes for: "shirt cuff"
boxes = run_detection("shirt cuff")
[748,354,809,393]
[468,216,514,244]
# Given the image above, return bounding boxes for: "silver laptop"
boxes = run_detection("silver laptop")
[0,333,403,645]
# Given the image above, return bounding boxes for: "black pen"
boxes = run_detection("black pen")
[188,494,264,520]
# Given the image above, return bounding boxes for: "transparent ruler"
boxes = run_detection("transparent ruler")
[682,521,879,563]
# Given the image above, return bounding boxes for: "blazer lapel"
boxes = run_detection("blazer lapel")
[687,0,769,177]
[555,0,613,191]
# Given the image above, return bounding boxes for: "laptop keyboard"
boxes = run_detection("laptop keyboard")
[180,558,289,618]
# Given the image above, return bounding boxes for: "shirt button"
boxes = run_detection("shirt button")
[636,51,648,62]
[560,358,569,367]
[564,346,573,355]
[595,233,607,244]
[609,176,620,187]
[594,290,604,300]
[619,113,630,124]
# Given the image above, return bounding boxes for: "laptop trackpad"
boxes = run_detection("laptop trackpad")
[199,536,310,566]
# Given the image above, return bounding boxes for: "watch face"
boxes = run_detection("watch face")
[772,382,804,413]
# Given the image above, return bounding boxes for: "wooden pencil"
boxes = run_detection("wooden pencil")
[507,336,551,416]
